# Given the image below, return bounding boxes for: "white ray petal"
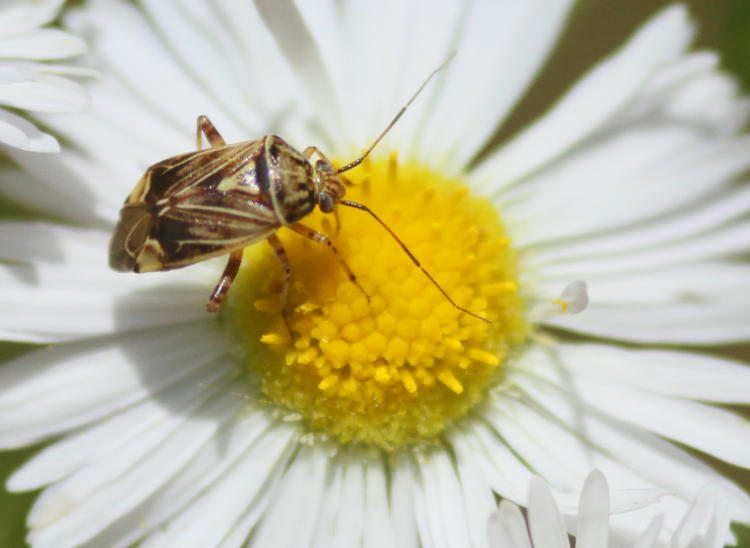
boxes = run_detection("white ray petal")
[451,422,532,505]
[80,407,279,548]
[548,376,750,468]
[69,0,245,140]
[388,453,419,547]
[0,0,64,37]
[527,477,569,548]
[251,444,329,547]
[575,470,609,548]
[0,28,86,60]
[28,380,248,547]
[530,219,750,278]
[416,0,574,170]
[0,322,229,447]
[421,450,470,548]
[254,0,343,143]
[452,442,497,548]
[481,395,590,491]
[140,426,295,548]
[533,261,750,308]
[546,299,750,344]
[524,184,750,268]
[489,501,532,548]
[7,356,234,491]
[363,457,397,548]
[536,343,750,404]
[0,73,87,112]
[503,133,750,247]
[474,5,693,191]
[139,0,262,133]
[513,366,750,523]
[0,108,57,151]
[0,262,212,342]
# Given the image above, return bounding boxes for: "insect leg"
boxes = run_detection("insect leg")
[206,249,243,312]
[302,146,329,161]
[196,115,226,150]
[289,222,370,302]
[266,234,294,337]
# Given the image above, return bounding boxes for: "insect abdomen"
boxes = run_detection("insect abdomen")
[109,204,155,272]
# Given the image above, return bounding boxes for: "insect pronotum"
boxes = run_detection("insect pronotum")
[109,57,490,328]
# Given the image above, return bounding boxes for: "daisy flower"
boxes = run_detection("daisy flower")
[488,470,732,548]
[2,1,750,546]
[0,0,91,153]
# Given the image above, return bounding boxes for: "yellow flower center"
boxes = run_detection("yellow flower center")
[225,153,527,449]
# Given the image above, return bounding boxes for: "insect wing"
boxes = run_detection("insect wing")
[123,140,280,272]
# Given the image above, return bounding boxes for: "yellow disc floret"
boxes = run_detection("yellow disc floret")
[225,153,527,449]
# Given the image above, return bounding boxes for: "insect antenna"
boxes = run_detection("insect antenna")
[340,200,490,324]
[336,53,455,175]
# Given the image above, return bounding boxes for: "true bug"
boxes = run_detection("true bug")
[109,58,489,326]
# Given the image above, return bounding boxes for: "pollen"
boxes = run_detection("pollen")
[225,155,527,449]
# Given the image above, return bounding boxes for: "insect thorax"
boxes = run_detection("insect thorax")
[261,136,316,225]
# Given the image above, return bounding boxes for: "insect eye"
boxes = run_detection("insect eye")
[319,192,334,213]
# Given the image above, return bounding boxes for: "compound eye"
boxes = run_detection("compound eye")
[319,192,334,213]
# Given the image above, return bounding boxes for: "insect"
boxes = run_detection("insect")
[109,58,489,327]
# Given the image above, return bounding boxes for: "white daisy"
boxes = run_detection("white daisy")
[2,1,750,547]
[0,0,92,153]
[488,470,732,548]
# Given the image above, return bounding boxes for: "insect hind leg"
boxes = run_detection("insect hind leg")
[206,249,243,312]
[196,115,226,149]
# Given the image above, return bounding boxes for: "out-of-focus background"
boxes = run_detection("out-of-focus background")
[1,0,749,546]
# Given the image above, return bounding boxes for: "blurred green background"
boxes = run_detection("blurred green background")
[2,0,750,546]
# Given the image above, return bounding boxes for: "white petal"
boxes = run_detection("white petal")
[139,423,295,548]
[632,514,664,548]
[0,108,57,151]
[362,457,398,548]
[254,0,343,141]
[453,442,498,548]
[474,5,693,191]
[70,0,246,140]
[415,0,574,169]
[28,380,248,547]
[488,501,532,548]
[527,477,569,548]
[250,444,330,547]
[451,422,532,504]
[0,0,64,36]
[0,28,86,59]
[7,355,234,491]
[545,299,750,344]
[0,73,88,112]
[524,184,750,268]
[420,450,471,548]
[538,343,750,404]
[575,470,609,548]
[388,453,419,547]
[0,322,229,447]
[513,358,750,523]
[81,407,283,548]
[138,0,263,132]
[503,133,750,248]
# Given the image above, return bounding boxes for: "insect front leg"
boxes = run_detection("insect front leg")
[196,115,226,150]
[289,223,370,302]
[266,234,295,336]
[206,249,243,312]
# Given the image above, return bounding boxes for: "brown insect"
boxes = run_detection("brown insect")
[109,58,489,327]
